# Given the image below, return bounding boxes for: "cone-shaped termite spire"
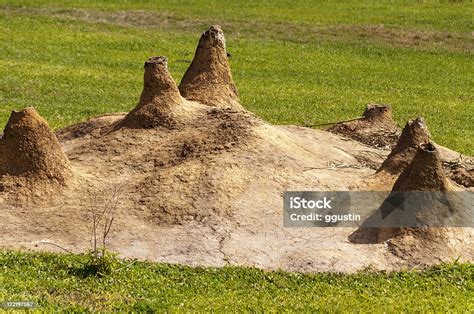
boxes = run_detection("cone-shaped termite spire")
[119,56,182,129]
[377,117,431,175]
[391,142,451,192]
[179,25,241,109]
[328,104,400,148]
[0,107,71,184]
[354,142,458,244]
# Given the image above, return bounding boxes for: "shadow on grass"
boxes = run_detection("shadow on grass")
[67,252,119,278]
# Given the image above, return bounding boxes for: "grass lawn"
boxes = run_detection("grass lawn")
[0,0,472,154]
[0,1,473,311]
[1,251,473,311]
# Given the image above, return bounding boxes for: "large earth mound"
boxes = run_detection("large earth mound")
[1,26,472,273]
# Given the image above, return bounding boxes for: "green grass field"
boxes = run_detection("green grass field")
[1,1,473,311]
[0,0,472,154]
[1,251,473,311]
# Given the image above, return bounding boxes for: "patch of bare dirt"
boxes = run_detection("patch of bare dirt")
[330,24,474,52]
[56,112,125,141]
[443,159,474,188]
[2,6,472,52]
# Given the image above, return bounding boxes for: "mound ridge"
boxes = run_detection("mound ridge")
[329,104,400,148]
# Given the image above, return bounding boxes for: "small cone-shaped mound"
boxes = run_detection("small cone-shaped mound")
[328,104,399,148]
[350,142,467,247]
[362,104,394,121]
[392,142,451,192]
[356,143,458,244]
[0,107,71,183]
[119,56,182,129]
[179,25,241,109]
[377,117,430,175]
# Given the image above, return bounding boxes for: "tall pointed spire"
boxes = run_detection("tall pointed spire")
[119,56,182,129]
[179,25,241,109]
